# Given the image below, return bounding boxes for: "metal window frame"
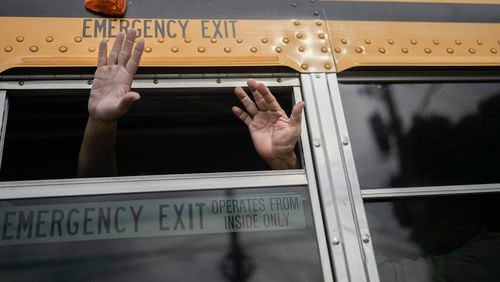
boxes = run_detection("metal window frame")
[0,76,334,282]
[334,72,500,282]
[0,91,7,170]
[301,73,378,282]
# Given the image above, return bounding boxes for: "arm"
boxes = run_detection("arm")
[232,79,305,170]
[78,30,145,177]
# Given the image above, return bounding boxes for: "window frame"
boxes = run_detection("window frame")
[0,75,334,282]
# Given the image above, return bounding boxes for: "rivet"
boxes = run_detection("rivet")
[313,11,319,16]
[301,63,309,70]
[447,48,454,54]
[491,48,498,54]
[236,38,243,44]
[313,139,320,147]
[291,2,297,7]
[87,80,93,85]
[378,47,386,54]
[362,234,370,243]
[298,46,305,52]
[324,63,332,70]
[433,39,440,45]
[216,78,222,84]
[144,47,152,53]
[171,47,179,53]
[332,237,340,246]
[275,47,283,53]
[402,48,409,54]
[87,46,96,52]
[30,46,39,52]
[250,47,257,53]
[410,39,418,45]
[46,36,54,43]
[18,81,24,86]
[277,78,282,83]
[455,40,462,45]
[296,33,303,39]
[293,20,300,26]
[469,48,476,54]
[364,39,372,45]
[341,38,348,44]
[342,137,349,146]
[153,79,159,84]
[355,47,363,53]
[334,47,342,53]
[59,46,67,52]
[74,36,82,43]
[282,37,290,44]
[261,38,268,44]
[4,46,13,52]
[388,39,395,45]
[184,38,192,43]
[318,33,325,39]
[321,47,328,53]
[16,36,24,42]
[315,21,322,26]
[157,38,165,43]
[198,47,205,53]
[477,40,483,46]
[424,48,432,54]
[309,0,315,3]
[210,38,217,43]
[224,47,231,53]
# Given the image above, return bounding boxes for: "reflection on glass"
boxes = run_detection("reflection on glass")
[366,194,500,282]
[0,187,323,282]
[340,82,500,189]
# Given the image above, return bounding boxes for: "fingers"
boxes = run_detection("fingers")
[248,79,284,113]
[108,32,125,65]
[232,106,252,126]
[118,30,137,66]
[234,87,258,116]
[247,79,268,111]
[125,39,145,75]
[97,39,107,67]
[290,101,305,128]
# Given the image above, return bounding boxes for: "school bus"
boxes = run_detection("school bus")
[0,0,500,281]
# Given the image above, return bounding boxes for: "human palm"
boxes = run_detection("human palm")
[89,30,144,123]
[233,79,304,169]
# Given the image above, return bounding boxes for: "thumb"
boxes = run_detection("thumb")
[290,101,305,128]
[118,91,141,113]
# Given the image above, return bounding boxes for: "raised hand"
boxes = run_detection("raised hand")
[89,30,144,123]
[232,79,305,169]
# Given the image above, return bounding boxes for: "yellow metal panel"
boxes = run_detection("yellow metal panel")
[328,21,500,72]
[0,17,333,73]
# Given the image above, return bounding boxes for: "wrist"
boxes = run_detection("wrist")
[265,152,298,170]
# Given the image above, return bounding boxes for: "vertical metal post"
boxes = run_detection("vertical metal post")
[326,74,380,282]
[293,86,335,282]
[300,73,369,282]
[0,91,8,170]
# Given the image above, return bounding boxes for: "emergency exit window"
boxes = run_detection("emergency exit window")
[0,186,323,282]
[0,87,299,181]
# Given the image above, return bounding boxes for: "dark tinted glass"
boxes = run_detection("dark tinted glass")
[1,87,296,180]
[0,186,323,282]
[365,193,500,282]
[340,82,500,189]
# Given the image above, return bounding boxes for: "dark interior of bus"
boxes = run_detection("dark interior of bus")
[0,86,297,181]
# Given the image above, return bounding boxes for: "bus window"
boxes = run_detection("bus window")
[339,81,500,189]
[0,186,323,282]
[0,85,299,181]
[365,193,500,282]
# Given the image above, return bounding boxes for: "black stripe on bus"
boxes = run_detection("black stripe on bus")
[1,0,500,23]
